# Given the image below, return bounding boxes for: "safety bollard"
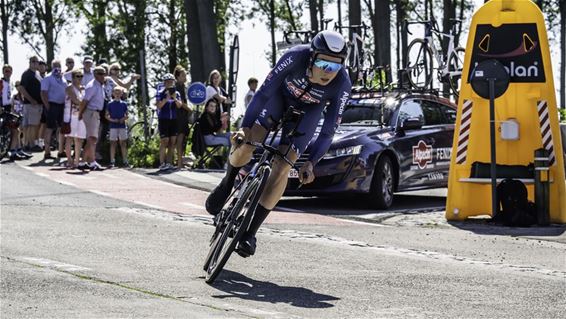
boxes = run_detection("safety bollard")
[534,148,550,225]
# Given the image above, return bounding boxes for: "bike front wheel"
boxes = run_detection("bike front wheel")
[204,165,271,284]
[447,47,466,99]
[406,38,434,90]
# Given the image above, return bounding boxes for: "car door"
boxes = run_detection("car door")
[392,98,437,189]
[419,99,455,187]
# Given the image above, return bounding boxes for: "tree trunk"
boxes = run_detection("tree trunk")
[92,1,108,63]
[1,0,8,64]
[309,0,319,33]
[197,0,222,81]
[442,0,456,96]
[318,0,324,31]
[560,0,565,108]
[186,0,204,81]
[44,0,55,65]
[169,0,177,72]
[396,0,409,70]
[374,0,391,80]
[349,0,361,39]
[270,0,276,66]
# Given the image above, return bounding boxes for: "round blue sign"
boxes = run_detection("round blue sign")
[187,82,207,104]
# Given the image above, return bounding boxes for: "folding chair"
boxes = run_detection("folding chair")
[191,121,225,169]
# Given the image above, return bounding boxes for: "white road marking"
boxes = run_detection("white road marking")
[36,172,50,178]
[274,206,305,213]
[21,166,33,171]
[90,190,111,197]
[56,180,76,187]
[20,257,91,272]
[134,201,162,210]
[181,202,206,210]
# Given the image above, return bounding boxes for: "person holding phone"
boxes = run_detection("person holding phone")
[156,73,182,171]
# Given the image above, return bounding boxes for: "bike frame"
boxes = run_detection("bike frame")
[418,20,462,78]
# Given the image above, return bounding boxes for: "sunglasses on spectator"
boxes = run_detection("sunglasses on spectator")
[111,68,120,71]
[66,61,74,64]
[74,75,83,78]
[313,59,342,73]
[95,72,106,76]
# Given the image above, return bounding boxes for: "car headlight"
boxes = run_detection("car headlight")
[323,145,362,159]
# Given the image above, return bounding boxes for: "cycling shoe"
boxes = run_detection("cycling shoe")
[236,233,256,258]
[205,183,230,215]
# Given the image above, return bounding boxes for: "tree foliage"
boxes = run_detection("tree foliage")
[10,0,76,64]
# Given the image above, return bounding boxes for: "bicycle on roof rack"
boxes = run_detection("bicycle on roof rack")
[334,22,372,86]
[203,106,306,284]
[404,18,465,98]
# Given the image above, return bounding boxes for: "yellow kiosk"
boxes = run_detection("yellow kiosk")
[446,0,566,223]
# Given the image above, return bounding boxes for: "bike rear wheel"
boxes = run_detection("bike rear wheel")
[406,38,433,90]
[447,47,466,99]
[204,165,270,284]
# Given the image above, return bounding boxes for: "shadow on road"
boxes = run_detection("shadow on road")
[278,193,446,216]
[449,219,566,237]
[210,270,339,308]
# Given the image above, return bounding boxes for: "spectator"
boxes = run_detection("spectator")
[38,60,47,78]
[19,56,43,152]
[174,65,192,169]
[156,73,181,171]
[199,98,230,146]
[105,86,129,168]
[79,66,106,171]
[63,57,75,83]
[244,77,258,108]
[3,65,31,161]
[10,81,32,160]
[64,69,86,169]
[40,60,68,160]
[1,65,12,113]
[206,69,230,130]
[37,60,49,150]
[81,56,94,86]
[108,63,140,92]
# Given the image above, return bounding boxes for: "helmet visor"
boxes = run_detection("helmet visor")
[313,59,343,73]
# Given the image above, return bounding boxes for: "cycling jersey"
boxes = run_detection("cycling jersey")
[156,88,181,120]
[241,45,352,164]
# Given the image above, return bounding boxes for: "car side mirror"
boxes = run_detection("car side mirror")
[400,117,423,131]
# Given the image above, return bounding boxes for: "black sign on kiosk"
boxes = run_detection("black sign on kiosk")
[470,59,510,217]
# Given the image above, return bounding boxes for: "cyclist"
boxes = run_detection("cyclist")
[206,30,352,257]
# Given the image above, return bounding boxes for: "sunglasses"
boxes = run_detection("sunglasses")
[95,72,106,76]
[74,75,83,78]
[313,59,342,73]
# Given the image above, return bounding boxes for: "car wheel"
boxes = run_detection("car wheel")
[368,155,395,209]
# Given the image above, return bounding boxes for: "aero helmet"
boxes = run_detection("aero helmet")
[310,30,348,63]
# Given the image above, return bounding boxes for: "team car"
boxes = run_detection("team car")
[283,90,457,209]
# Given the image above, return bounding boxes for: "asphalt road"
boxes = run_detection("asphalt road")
[1,161,566,318]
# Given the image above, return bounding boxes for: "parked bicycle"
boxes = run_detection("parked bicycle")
[405,18,465,97]
[203,107,306,284]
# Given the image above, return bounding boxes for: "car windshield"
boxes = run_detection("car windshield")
[340,97,397,126]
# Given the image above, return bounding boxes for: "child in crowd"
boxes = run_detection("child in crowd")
[105,86,129,168]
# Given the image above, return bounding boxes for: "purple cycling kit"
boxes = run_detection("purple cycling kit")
[241,45,352,164]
